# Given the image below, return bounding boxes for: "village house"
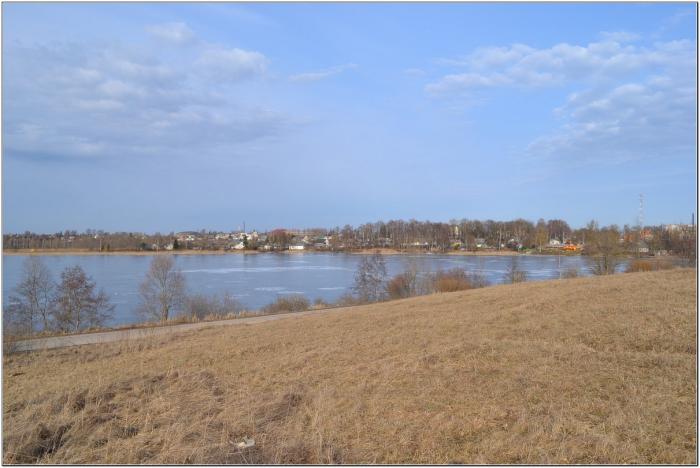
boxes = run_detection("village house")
[289,241,305,251]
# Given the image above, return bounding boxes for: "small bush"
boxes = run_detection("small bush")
[334,293,365,307]
[184,293,241,320]
[504,257,528,283]
[589,254,620,276]
[386,271,418,299]
[262,295,310,315]
[626,258,675,273]
[652,259,675,271]
[432,268,473,293]
[561,268,579,279]
[626,259,654,273]
[465,271,489,289]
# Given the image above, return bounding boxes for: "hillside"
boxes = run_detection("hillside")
[3,269,697,464]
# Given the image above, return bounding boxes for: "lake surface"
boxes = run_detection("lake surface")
[3,252,612,326]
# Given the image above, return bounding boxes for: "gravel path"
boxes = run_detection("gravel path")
[11,308,345,352]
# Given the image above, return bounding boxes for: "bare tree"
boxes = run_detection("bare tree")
[353,251,388,302]
[586,225,623,275]
[535,218,548,253]
[139,255,186,321]
[504,256,527,284]
[6,257,55,335]
[53,265,114,332]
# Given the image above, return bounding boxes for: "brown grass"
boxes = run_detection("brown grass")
[3,269,696,464]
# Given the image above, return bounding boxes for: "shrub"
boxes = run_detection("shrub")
[504,257,528,284]
[626,259,675,273]
[386,270,419,299]
[465,271,489,289]
[262,295,310,315]
[626,259,654,273]
[184,292,241,320]
[561,268,579,279]
[334,293,365,307]
[652,259,675,271]
[432,268,473,293]
[589,254,621,276]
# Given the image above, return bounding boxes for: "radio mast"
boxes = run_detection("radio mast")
[637,194,644,258]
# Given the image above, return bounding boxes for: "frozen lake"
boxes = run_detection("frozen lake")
[3,252,608,326]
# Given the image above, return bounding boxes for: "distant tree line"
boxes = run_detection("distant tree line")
[4,218,695,260]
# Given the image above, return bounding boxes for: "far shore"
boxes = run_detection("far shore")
[3,248,261,256]
[2,247,576,257]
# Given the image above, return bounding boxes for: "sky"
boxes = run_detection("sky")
[2,2,697,233]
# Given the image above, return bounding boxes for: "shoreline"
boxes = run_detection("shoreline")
[2,248,573,257]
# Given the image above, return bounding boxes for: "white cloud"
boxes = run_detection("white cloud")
[528,75,696,165]
[599,31,641,43]
[4,39,288,160]
[427,38,695,93]
[75,99,124,111]
[426,35,696,166]
[146,22,196,46]
[289,63,357,82]
[98,79,145,98]
[403,68,426,76]
[197,47,268,81]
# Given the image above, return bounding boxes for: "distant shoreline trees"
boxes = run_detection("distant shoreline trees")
[3,217,695,262]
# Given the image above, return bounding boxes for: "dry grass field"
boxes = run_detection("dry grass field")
[2,269,697,464]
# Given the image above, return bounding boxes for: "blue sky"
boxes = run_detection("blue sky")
[2,2,697,233]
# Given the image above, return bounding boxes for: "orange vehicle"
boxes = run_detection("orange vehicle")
[562,244,579,252]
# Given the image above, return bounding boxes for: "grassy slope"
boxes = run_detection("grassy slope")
[3,269,697,464]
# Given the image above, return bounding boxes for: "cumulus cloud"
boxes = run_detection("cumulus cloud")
[197,47,268,81]
[528,75,696,164]
[3,38,287,161]
[146,22,196,45]
[289,63,357,82]
[425,35,696,166]
[426,38,694,93]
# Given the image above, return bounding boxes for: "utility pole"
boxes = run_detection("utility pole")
[558,247,562,280]
[638,194,644,258]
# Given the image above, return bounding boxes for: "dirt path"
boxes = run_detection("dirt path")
[11,307,347,352]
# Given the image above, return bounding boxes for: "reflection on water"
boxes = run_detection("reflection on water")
[2,253,615,326]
